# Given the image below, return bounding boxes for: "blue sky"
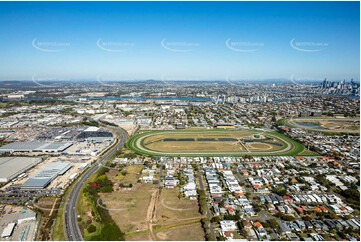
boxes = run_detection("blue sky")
[0,1,359,81]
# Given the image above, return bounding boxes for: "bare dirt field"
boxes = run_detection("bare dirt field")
[99,183,155,234]
[99,165,205,241]
[285,117,360,133]
[107,165,143,184]
[157,188,201,222]
[154,223,205,241]
[35,197,58,216]
[152,188,205,241]
[126,232,152,241]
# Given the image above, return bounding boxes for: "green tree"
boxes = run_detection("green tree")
[87,224,96,233]
[269,219,279,229]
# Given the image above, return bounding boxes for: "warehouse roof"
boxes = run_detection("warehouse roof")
[0,142,44,151]
[1,222,16,238]
[0,142,72,152]
[84,126,100,132]
[21,178,51,189]
[21,162,72,189]
[0,157,42,182]
[35,142,72,152]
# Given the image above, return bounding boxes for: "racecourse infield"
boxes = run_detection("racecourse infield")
[127,129,309,157]
[280,117,359,134]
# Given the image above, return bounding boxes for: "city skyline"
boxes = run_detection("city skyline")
[0,1,360,81]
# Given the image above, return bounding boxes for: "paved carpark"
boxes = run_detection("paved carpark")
[64,139,111,155]
[0,205,37,241]
[0,187,62,206]
[0,207,22,226]
[10,221,37,241]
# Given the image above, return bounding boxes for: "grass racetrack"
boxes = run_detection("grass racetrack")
[280,117,359,134]
[127,129,309,157]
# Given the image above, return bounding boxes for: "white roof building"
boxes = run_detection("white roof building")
[18,209,36,224]
[84,126,100,132]
[1,223,16,238]
[220,220,238,239]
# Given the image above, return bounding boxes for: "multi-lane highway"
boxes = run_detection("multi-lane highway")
[63,127,127,241]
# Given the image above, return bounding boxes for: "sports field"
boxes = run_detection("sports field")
[127,129,310,157]
[281,117,359,134]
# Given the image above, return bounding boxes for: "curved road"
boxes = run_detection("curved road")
[63,127,127,241]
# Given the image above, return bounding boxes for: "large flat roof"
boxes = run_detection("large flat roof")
[1,222,16,238]
[0,142,72,152]
[35,142,73,152]
[21,162,72,189]
[84,126,100,132]
[0,157,42,182]
[0,142,45,151]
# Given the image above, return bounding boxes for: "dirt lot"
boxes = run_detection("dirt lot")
[35,197,58,216]
[99,165,205,241]
[126,232,152,241]
[99,183,155,234]
[157,188,201,222]
[320,120,359,130]
[107,165,143,184]
[98,165,156,237]
[155,223,205,241]
[153,188,205,241]
[286,117,360,133]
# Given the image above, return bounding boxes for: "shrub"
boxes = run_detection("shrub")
[87,224,96,233]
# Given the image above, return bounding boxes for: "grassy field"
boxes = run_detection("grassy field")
[158,188,202,222]
[97,165,154,238]
[154,223,205,241]
[97,164,205,241]
[280,117,359,134]
[147,140,247,152]
[127,129,311,157]
[81,167,126,241]
[153,188,205,241]
[142,131,250,153]
[107,165,143,184]
[126,232,152,241]
[35,197,58,216]
[99,183,154,235]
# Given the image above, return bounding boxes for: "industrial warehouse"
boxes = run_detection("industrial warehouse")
[0,125,115,192]
[0,141,72,153]
[0,157,42,183]
[21,162,72,189]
